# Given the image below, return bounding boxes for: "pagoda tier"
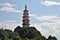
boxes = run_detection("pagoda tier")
[23,16,29,18]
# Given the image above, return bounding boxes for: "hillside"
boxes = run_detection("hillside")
[0,26,57,40]
[14,26,57,40]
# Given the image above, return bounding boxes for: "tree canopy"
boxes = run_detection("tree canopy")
[0,26,57,40]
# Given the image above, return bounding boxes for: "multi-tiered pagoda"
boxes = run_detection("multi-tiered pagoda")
[22,5,30,27]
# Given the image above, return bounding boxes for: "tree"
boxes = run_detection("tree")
[47,35,57,40]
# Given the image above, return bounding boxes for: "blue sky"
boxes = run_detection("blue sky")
[0,0,60,40]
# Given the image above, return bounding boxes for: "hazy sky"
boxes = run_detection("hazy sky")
[0,0,60,40]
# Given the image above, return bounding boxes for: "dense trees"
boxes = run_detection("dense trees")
[14,26,41,39]
[0,28,21,40]
[0,26,57,40]
[14,26,57,40]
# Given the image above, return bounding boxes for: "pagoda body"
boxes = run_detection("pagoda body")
[22,5,30,27]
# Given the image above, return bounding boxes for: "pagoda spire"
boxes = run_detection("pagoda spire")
[22,5,30,27]
[25,4,27,10]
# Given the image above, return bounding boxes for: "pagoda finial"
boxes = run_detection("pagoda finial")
[25,4,27,10]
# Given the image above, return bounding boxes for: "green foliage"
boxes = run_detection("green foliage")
[14,26,42,39]
[0,28,22,40]
[13,33,22,40]
[0,26,57,40]
[14,26,57,40]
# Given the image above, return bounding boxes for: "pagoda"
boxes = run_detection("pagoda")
[22,5,30,27]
